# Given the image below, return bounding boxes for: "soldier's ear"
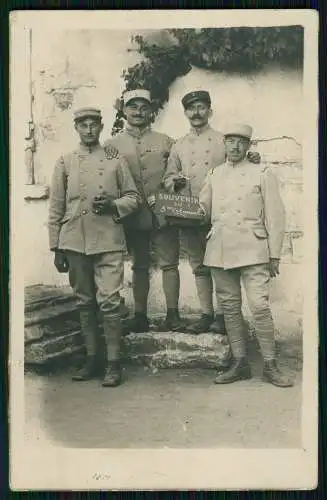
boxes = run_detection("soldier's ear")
[208,108,213,118]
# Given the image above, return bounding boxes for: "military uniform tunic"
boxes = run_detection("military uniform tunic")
[105,126,174,231]
[48,143,141,254]
[163,124,226,197]
[48,142,141,315]
[199,159,286,269]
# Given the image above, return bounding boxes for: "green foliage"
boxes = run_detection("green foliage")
[112,26,303,135]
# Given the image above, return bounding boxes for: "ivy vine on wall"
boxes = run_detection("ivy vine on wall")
[111,26,304,135]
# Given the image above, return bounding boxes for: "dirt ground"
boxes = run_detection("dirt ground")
[24,344,302,449]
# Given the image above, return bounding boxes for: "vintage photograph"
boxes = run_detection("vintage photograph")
[10,10,318,490]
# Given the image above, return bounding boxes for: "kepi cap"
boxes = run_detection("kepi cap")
[182,90,211,109]
[73,107,102,121]
[123,89,151,105]
[224,123,253,140]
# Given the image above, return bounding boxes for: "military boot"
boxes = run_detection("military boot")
[72,355,99,381]
[215,357,252,384]
[72,310,100,382]
[161,309,188,332]
[102,315,123,387]
[102,361,122,387]
[263,359,294,387]
[125,313,150,333]
[187,314,214,334]
[210,314,227,335]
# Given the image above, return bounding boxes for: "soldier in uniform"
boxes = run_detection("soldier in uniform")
[104,89,186,333]
[199,123,293,387]
[163,90,260,334]
[48,107,141,387]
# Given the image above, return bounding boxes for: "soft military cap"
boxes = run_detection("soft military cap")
[182,90,211,109]
[73,107,102,121]
[123,89,151,105]
[224,123,253,140]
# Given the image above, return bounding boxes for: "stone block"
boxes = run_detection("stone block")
[25,329,230,369]
[25,331,84,365]
[124,332,230,369]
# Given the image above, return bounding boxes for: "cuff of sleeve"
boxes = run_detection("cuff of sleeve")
[111,202,122,223]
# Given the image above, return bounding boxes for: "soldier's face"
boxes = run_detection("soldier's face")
[184,101,212,128]
[75,118,103,146]
[224,136,250,163]
[124,99,152,127]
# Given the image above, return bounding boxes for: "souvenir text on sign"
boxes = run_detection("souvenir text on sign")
[154,191,205,220]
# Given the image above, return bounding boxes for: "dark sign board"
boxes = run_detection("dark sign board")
[154,191,205,220]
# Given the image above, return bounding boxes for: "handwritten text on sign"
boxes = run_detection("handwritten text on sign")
[154,192,204,220]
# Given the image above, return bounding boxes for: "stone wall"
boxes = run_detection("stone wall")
[24,29,303,322]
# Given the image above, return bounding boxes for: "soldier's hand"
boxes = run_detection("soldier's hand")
[173,175,187,192]
[269,258,280,278]
[247,151,261,164]
[147,194,156,208]
[54,250,69,273]
[104,143,119,160]
[92,194,117,215]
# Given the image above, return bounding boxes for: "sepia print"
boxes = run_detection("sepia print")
[10,9,318,490]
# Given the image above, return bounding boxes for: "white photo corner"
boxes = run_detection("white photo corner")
[10,9,319,492]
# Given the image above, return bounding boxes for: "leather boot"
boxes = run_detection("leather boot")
[161,309,188,332]
[215,357,252,384]
[72,355,98,381]
[102,361,122,387]
[187,313,214,334]
[263,359,294,387]
[102,316,123,386]
[210,314,227,335]
[125,313,149,333]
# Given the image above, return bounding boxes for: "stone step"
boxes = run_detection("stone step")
[25,329,231,369]
[24,285,231,370]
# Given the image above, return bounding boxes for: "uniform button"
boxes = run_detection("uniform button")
[205,161,209,165]
[99,185,103,189]
[237,209,241,213]
[205,149,210,153]
[99,171,103,176]
[82,209,87,215]
[208,138,212,142]
[191,161,196,166]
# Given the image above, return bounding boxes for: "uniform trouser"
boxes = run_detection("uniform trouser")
[125,226,180,314]
[211,263,276,360]
[66,250,123,361]
[180,226,223,315]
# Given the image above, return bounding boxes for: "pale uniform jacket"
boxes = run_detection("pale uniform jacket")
[104,126,174,231]
[199,159,286,270]
[163,125,226,197]
[48,143,141,255]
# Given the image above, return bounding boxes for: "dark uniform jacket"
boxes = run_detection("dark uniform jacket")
[104,126,174,231]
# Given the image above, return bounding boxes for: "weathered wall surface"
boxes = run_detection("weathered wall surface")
[24,29,303,322]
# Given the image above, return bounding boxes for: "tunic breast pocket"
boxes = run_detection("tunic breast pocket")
[244,186,263,220]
